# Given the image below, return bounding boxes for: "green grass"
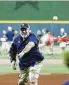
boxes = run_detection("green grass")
[41,64,69,74]
[0,64,19,74]
[43,53,63,59]
[0,64,69,75]
[0,55,9,59]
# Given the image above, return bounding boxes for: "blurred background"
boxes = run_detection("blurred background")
[0,1,69,75]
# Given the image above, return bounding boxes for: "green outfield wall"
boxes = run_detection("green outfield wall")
[0,1,69,20]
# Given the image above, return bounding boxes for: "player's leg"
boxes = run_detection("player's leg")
[29,62,43,85]
[18,68,29,85]
[49,43,54,54]
[46,36,54,55]
[7,41,13,52]
[1,42,7,55]
[59,42,66,51]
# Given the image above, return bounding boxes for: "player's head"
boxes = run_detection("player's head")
[37,30,42,35]
[42,28,46,35]
[3,30,6,35]
[8,26,12,31]
[60,28,65,33]
[20,23,30,38]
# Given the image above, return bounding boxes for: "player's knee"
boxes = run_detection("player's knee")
[30,79,38,85]
[18,79,24,85]
[30,77,38,83]
[18,74,28,85]
[18,79,27,85]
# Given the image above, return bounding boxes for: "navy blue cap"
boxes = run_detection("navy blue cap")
[21,23,30,30]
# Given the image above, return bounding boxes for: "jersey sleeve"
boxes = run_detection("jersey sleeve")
[29,34,39,45]
[9,39,17,62]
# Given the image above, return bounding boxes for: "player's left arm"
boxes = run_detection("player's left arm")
[23,42,35,53]
[19,42,35,57]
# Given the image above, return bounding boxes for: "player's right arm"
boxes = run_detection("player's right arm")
[9,43,17,70]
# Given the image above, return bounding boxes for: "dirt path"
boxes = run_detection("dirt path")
[0,59,63,64]
[0,73,69,85]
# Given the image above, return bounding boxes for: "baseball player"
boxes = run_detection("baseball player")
[59,28,67,51]
[9,23,44,85]
[6,26,15,52]
[0,30,8,54]
[39,30,54,54]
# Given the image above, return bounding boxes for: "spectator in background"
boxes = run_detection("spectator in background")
[60,28,67,38]
[37,29,42,42]
[6,26,15,52]
[0,30,8,54]
[41,28,46,35]
[39,29,54,55]
[40,29,49,46]
[13,30,18,40]
[59,28,67,51]
[1,30,7,42]
[6,26,14,41]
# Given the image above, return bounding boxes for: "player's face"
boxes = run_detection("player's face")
[21,28,30,38]
[60,29,64,33]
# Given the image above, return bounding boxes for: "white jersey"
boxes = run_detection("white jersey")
[40,34,49,46]
[0,37,7,42]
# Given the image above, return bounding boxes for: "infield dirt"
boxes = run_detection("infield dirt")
[0,73,69,85]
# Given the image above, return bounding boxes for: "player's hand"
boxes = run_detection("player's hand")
[11,61,16,70]
[18,51,24,58]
